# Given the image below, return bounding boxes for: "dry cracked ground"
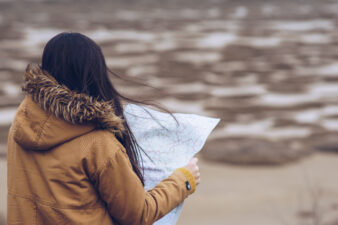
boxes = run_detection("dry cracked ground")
[1,0,338,224]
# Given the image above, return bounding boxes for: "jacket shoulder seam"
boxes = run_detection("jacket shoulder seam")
[34,114,52,146]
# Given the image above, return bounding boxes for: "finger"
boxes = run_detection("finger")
[196,178,201,185]
[195,174,200,181]
[191,157,198,164]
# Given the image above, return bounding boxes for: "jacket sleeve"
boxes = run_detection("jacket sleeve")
[86,132,196,225]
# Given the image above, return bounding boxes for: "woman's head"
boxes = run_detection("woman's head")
[42,32,115,101]
[41,32,145,184]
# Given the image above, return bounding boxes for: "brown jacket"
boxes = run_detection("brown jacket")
[7,65,196,225]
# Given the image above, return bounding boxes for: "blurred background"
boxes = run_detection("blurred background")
[1,0,338,224]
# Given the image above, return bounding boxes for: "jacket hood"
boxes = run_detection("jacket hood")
[12,64,125,151]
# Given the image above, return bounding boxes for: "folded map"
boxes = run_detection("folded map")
[124,104,220,225]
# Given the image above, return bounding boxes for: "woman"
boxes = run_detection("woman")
[7,32,200,225]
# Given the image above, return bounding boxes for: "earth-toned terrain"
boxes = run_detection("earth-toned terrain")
[1,0,338,224]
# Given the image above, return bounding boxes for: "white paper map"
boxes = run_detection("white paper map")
[124,104,220,225]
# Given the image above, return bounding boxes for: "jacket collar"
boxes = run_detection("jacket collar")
[22,64,125,138]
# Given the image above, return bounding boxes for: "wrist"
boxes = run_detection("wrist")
[175,167,197,193]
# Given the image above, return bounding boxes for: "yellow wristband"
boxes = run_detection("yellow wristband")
[176,167,196,193]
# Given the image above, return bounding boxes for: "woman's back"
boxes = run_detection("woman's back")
[7,63,196,225]
[7,65,122,224]
[7,33,199,225]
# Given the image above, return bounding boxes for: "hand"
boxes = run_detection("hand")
[184,157,200,185]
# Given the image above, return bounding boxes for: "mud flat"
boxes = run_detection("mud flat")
[0,158,7,225]
[1,154,337,225]
[1,0,338,164]
[178,153,338,225]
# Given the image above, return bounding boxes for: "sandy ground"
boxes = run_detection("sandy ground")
[177,153,338,225]
[0,158,7,225]
[1,153,338,225]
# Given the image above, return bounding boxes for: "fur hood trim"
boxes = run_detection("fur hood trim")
[22,64,125,137]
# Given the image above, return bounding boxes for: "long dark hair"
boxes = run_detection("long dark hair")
[41,32,146,185]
